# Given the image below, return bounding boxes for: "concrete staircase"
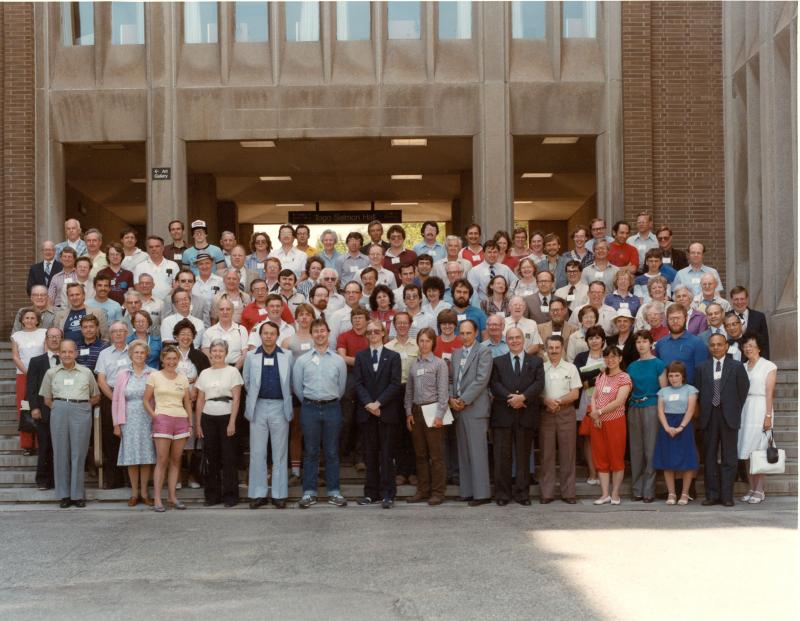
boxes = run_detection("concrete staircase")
[0,342,796,503]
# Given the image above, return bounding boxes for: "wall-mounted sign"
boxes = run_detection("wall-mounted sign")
[152,167,171,180]
[289,210,402,225]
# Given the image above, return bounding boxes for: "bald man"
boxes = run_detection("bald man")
[27,241,63,294]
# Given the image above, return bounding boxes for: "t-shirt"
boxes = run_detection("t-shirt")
[195,366,244,416]
[64,308,87,342]
[626,357,666,407]
[11,329,47,374]
[336,330,368,359]
[658,384,699,415]
[593,371,632,422]
[434,336,463,367]
[147,371,190,418]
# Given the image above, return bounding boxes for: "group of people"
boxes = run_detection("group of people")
[12,212,777,509]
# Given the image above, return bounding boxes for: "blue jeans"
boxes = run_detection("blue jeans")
[301,401,342,496]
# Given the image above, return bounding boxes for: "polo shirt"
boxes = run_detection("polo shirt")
[39,364,100,401]
[543,358,582,400]
[607,242,640,269]
[95,345,131,387]
[654,331,709,385]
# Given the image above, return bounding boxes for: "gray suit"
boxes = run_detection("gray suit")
[450,345,493,500]
[162,294,211,327]
[243,347,294,500]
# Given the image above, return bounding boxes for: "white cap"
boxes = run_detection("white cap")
[190,219,207,231]
[613,307,635,321]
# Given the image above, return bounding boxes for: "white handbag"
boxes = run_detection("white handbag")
[749,431,785,475]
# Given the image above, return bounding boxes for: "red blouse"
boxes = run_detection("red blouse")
[593,371,632,422]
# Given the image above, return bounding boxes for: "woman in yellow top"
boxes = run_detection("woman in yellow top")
[143,345,192,512]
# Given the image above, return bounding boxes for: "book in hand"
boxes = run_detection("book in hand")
[421,403,454,427]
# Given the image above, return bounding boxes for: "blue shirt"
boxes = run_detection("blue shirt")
[452,305,487,342]
[181,244,226,275]
[317,250,342,270]
[87,298,123,323]
[257,347,283,400]
[482,339,509,358]
[412,241,446,263]
[64,308,87,342]
[77,339,109,373]
[654,331,709,386]
[55,239,88,260]
[604,292,641,317]
[126,333,161,368]
[292,348,347,401]
[658,383,699,415]
[673,265,723,296]
[626,357,666,407]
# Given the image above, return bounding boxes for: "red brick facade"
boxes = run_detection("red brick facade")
[1,3,36,334]
[622,1,725,278]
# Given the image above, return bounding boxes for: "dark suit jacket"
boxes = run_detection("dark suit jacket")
[523,294,552,324]
[661,248,688,271]
[353,347,402,424]
[25,352,55,422]
[695,355,750,431]
[27,261,63,295]
[607,334,640,369]
[744,308,770,360]
[489,352,545,429]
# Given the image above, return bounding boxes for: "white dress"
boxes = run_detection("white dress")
[737,357,777,459]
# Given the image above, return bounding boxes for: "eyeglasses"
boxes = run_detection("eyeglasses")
[365,329,382,335]
[591,227,605,231]
[657,236,670,241]
[322,277,336,281]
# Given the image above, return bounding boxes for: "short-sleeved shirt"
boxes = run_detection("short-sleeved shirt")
[195,366,244,416]
[336,329,368,359]
[39,364,100,401]
[594,372,632,421]
[385,338,419,384]
[147,371,190,418]
[655,331,708,385]
[626,357,666,408]
[543,358,582,401]
[658,383,699,415]
[434,336,462,367]
[95,345,130,387]
[11,329,47,374]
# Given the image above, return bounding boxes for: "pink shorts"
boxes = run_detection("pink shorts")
[152,414,191,440]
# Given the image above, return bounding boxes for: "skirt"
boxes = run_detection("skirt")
[652,413,699,471]
[16,374,37,450]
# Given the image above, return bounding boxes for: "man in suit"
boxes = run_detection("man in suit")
[537,297,578,344]
[25,327,63,490]
[449,319,493,506]
[490,327,545,505]
[524,270,557,324]
[696,333,750,506]
[27,241,63,295]
[730,286,770,360]
[243,320,294,509]
[353,320,403,508]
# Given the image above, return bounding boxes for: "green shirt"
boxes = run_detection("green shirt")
[39,364,100,401]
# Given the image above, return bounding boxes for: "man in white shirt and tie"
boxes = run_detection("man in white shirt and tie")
[467,240,517,303]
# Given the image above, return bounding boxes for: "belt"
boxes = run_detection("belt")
[54,398,89,404]
[304,398,337,406]
[208,396,232,402]
[630,396,653,405]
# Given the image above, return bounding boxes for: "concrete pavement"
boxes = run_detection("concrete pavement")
[0,498,797,621]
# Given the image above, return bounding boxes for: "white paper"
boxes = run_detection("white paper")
[421,403,454,427]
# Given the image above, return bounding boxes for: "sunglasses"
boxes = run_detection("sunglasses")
[657,236,670,241]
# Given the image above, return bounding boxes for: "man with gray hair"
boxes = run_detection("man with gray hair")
[27,241,63,294]
[13,285,56,333]
[84,228,107,277]
[55,218,87,259]
[432,236,472,281]
[219,230,237,268]
[319,267,345,312]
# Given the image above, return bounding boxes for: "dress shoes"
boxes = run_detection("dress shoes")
[427,496,444,506]
[288,475,301,487]
[127,496,139,507]
[271,498,287,509]
[468,498,491,507]
[73,499,86,508]
[249,497,269,509]
[642,497,654,504]
[633,496,644,502]
[496,499,509,506]
[59,498,72,508]
[562,498,577,505]
[517,498,531,506]
[458,496,474,503]
[722,500,735,507]
[224,499,238,508]
[406,493,429,503]
[539,498,554,504]
[204,499,221,507]
[701,498,719,506]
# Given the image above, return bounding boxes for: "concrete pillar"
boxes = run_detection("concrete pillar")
[473,2,513,237]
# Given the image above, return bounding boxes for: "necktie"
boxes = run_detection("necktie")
[320,311,326,322]
[457,348,469,394]
[45,262,51,275]
[712,360,721,406]
[568,285,575,296]
[489,264,495,279]
[53,354,60,366]
[372,349,378,364]
[542,296,549,307]
[514,355,520,376]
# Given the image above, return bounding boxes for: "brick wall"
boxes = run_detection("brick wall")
[1,3,36,335]
[622,1,725,281]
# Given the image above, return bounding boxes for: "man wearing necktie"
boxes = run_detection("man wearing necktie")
[695,334,749,506]
[489,328,545,506]
[27,241,63,295]
[353,320,402,508]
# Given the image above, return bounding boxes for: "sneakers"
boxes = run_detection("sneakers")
[298,495,317,509]
[357,496,378,506]
[328,494,348,507]
[586,478,600,486]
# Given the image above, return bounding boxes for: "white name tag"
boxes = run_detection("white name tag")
[416,368,425,376]
[541,306,549,314]
[264,358,274,366]
[116,359,127,367]
[64,378,74,386]
[391,257,400,265]
[668,393,680,402]
[637,244,646,251]
[80,348,90,356]
[174,253,182,262]
[23,341,37,348]
[312,356,320,366]
[692,277,700,285]
[232,300,241,308]
[258,308,268,316]
[620,303,629,309]
[471,255,481,263]
[257,263,264,270]
[602,386,612,394]
[110,279,116,286]
[65,277,74,284]
[459,358,466,366]
[552,331,561,337]
[662,257,671,264]
[442,352,451,361]
[350,266,359,273]
[300,342,311,351]
[595,272,604,279]
[566,294,575,302]
[457,314,466,321]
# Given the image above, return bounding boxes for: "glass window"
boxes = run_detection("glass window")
[111,2,144,45]
[337,1,370,41]
[563,1,597,38]
[184,1,218,44]
[511,1,545,39]
[387,1,420,40]
[285,1,319,42]
[438,1,471,40]
[61,2,95,46]
[235,2,269,42]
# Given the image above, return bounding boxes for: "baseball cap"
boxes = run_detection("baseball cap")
[190,219,208,231]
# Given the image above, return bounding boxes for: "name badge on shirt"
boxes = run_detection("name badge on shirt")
[116,359,127,367]
[457,314,466,322]
[552,331,561,337]
[602,386,612,394]
[258,308,268,316]
[24,341,37,349]
[637,244,646,252]
[442,353,452,361]
[668,393,680,402]
[65,277,74,284]
[416,368,425,376]
[264,358,275,366]
[110,279,116,286]
[391,257,400,265]
[174,253,183,262]
[80,348,90,356]
[459,357,466,367]
[312,355,320,366]
[692,277,701,285]
[257,263,264,270]
[471,255,481,263]
[566,294,575,302]
[662,257,671,264]
[595,272,604,279]
[63,378,74,386]
[300,343,311,351]
[620,303,629,309]
[541,306,549,313]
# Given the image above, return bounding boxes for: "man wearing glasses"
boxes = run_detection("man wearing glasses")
[655,226,689,270]
[585,218,614,252]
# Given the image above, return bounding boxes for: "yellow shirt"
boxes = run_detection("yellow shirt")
[39,365,100,401]
[147,371,190,418]
[385,339,419,384]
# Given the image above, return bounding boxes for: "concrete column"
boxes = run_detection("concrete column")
[146,2,187,236]
[598,1,624,222]
[473,2,513,236]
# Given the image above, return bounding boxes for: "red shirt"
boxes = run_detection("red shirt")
[370,309,396,334]
[241,301,269,333]
[336,329,368,358]
[461,247,484,267]
[281,302,295,325]
[607,242,639,269]
[383,249,417,286]
[649,324,669,342]
[96,267,134,306]
[435,336,463,372]
[594,372,632,422]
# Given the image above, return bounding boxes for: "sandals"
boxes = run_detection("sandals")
[748,491,765,504]
[741,489,754,502]
[666,493,677,505]
[678,494,692,506]
[152,504,166,513]
[167,500,187,510]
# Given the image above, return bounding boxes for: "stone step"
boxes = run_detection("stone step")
[0,454,37,467]
[0,408,19,422]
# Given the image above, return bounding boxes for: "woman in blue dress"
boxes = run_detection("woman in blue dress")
[126,310,162,369]
[653,360,699,506]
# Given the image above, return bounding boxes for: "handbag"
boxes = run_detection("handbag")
[749,431,785,475]
[17,401,36,434]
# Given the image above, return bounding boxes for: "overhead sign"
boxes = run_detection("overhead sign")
[151,167,171,180]
[289,210,402,225]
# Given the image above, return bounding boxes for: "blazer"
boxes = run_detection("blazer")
[537,321,578,345]
[489,352,545,429]
[162,294,212,327]
[352,347,403,424]
[743,308,770,360]
[606,334,640,369]
[27,260,63,295]
[52,306,109,340]
[695,355,750,431]
[25,352,56,422]
[242,347,293,422]
[523,294,552,325]
[449,345,493,419]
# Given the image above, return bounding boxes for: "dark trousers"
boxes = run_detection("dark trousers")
[340,375,364,463]
[100,395,124,487]
[444,424,460,481]
[201,414,239,503]
[703,406,739,503]
[410,406,445,498]
[34,417,54,487]
[493,425,534,502]
[362,417,398,500]
[394,384,416,476]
